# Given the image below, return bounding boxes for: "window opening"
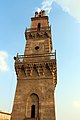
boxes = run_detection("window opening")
[35,46,39,50]
[31,105,35,118]
[38,23,41,31]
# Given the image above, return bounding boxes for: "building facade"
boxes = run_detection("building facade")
[11,10,57,120]
[0,111,11,120]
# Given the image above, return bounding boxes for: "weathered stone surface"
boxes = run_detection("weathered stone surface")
[0,112,11,120]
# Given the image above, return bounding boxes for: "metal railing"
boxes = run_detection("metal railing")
[25,26,51,32]
[14,51,56,63]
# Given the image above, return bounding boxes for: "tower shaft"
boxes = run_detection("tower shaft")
[11,10,57,120]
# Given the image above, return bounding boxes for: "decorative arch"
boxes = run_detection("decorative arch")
[26,93,39,119]
[25,88,44,119]
[26,88,44,102]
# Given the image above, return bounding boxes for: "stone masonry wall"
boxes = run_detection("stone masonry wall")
[11,78,56,120]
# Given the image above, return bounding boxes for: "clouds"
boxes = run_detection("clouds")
[73,100,80,109]
[38,0,80,21]
[41,0,54,13]
[57,0,80,21]
[0,51,9,72]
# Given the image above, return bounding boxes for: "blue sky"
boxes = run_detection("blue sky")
[0,0,80,120]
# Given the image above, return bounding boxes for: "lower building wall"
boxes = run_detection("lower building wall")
[11,78,56,120]
[0,112,11,120]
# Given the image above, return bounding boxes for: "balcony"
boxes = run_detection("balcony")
[14,51,56,64]
[25,26,51,33]
[14,51,57,84]
[25,26,51,40]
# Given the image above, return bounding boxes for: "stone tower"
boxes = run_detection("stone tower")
[11,10,57,120]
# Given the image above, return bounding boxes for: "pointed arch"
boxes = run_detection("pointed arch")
[26,93,39,119]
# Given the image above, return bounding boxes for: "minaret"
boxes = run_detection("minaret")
[11,10,57,120]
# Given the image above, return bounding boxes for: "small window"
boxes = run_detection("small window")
[31,105,35,118]
[38,23,41,31]
[35,46,39,50]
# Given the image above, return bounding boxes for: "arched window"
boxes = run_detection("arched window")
[26,93,39,119]
[38,23,41,31]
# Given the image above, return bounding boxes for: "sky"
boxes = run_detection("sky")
[0,0,80,120]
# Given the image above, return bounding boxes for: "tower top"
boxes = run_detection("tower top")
[35,10,46,17]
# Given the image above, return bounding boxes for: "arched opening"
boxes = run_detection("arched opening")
[38,23,41,31]
[31,105,35,118]
[26,93,39,119]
